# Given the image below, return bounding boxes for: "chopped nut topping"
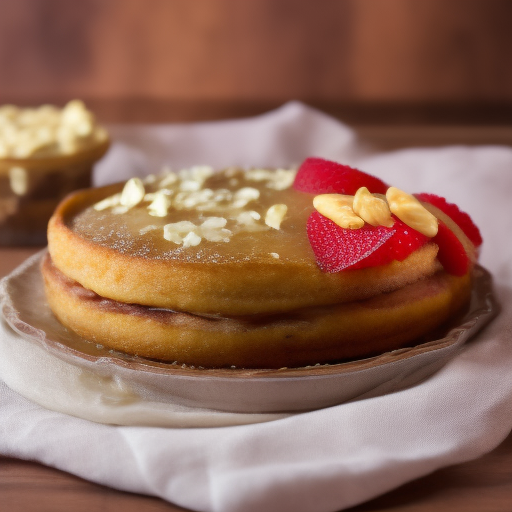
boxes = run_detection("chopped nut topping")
[353,187,394,227]
[312,185,439,238]
[265,204,288,229]
[163,221,197,244]
[269,169,297,190]
[313,194,364,229]
[200,217,232,242]
[111,205,130,215]
[0,100,107,157]
[386,187,438,237]
[182,232,202,248]
[90,166,296,247]
[120,178,145,208]
[93,193,121,211]
[163,217,233,246]
[159,171,178,188]
[179,165,214,188]
[244,169,271,181]
[200,217,227,230]
[148,191,171,217]
[139,225,159,235]
[235,210,268,232]
[237,210,261,223]
[233,187,260,208]
[179,180,202,192]
[244,168,297,190]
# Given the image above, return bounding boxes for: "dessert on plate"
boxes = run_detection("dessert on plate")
[0,100,109,245]
[42,158,482,369]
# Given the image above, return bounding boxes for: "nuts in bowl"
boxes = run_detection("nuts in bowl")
[0,100,109,245]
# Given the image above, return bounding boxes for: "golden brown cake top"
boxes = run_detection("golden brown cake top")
[69,166,319,266]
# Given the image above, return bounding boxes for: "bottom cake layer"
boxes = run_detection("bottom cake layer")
[42,253,472,369]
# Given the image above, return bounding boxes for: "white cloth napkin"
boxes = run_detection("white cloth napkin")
[1,102,512,512]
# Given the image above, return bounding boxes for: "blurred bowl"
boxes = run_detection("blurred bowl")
[0,129,109,246]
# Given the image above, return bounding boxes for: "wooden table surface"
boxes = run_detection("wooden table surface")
[1,121,512,511]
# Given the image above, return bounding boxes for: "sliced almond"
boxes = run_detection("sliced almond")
[313,193,364,229]
[353,187,393,227]
[265,204,288,230]
[120,178,145,208]
[148,191,171,217]
[386,187,438,237]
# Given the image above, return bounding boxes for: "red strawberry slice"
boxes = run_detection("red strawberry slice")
[307,212,429,273]
[294,157,388,195]
[431,221,470,276]
[360,218,429,269]
[415,193,482,247]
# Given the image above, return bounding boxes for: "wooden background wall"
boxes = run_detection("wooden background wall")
[1,0,511,123]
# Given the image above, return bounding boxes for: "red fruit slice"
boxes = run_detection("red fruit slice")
[294,157,388,195]
[307,213,429,273]
[431,221,470,277]
[359,218,429,269]
[415,193,482,247]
